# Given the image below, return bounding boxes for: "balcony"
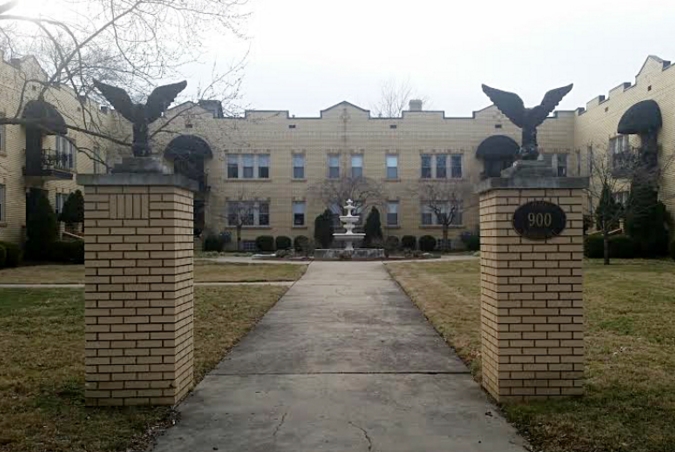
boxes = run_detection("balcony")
[24,148,75,181]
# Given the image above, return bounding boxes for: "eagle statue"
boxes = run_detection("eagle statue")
[93,80,187,157]
[481,84,573,160]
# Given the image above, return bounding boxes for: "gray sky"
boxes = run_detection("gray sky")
[238,0,675,116]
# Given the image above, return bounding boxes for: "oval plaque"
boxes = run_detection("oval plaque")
[512,201,566,240]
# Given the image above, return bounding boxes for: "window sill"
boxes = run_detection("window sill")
[418,178,467,182]
[419,224,465,229]
[385,225,401,229]
[384,178,401,182]
[292,226,308,229]
[229,225,272,229]
[226,178,272,182]
[291,178,307,182]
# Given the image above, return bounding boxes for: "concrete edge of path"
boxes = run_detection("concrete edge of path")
[0,281,296,289]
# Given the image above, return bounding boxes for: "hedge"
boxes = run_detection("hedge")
[385,236,399,250]
[584,234,637,259]
[294,235,309,252]
[50,240,85,264]
[203,234,224,252]
[275,236,292,250]
[670,239,675,261]
[460,231,480,251]
[0,241,22,267]
[0,244,6,268]
[419,235,437,252]
[255,235,275,252]
[401,235,417,250]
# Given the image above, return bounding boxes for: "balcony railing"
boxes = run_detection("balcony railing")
[24,148,75,180]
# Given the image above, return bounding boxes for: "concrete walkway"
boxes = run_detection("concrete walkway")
[153,261,526,452]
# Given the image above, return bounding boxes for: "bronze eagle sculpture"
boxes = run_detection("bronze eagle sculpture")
[93,80,187,157]
[482,84,573,160]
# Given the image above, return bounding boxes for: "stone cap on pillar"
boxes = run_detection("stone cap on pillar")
[78,172,198,192]
[476,161,589,194]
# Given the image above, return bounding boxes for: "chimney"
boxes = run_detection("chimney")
[409,99,423,111]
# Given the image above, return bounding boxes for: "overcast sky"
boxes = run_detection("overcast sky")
[14,0,675,117]
[236,0,675,117]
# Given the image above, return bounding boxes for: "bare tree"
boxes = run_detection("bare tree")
[372,78,427,118]
[414,179,474,251]
[585,142,673,265]
[0,0,248,166]
[312,176,386,222]
[212,185,264,251]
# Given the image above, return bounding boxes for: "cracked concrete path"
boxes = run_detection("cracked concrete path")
[152,261,526,452]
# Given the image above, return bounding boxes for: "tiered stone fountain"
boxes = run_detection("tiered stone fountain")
[314,199,385,260]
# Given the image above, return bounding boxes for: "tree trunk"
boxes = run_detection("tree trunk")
[442,226,449,252]
[603,229,610,265]
[236,226,242,251]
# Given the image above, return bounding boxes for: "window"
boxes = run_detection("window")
[0,124,5,153]
[351,154,363,178]
[386,154,398,179]
[436,154,447,179]
[554,153,568,177]
[293,154,305,179]
[330,203,342,228]
[421,154,432,179]
[227,154,239,178]
[258,154,270,179]
[242,154,254,179]
[613,191,629,206]
[451,155,463,178]
[576,150,581,176]
[421,204,434,225]
[92,146,105,174]
[588,145,594,175]
[242,240,257,252]
[227,201,270,227]
[386,201,399,226]
[227,154,270,179]
[293,201,306,226]
[609,135,631,174]
[55,135,75,169]
[0,184,5,221]
[328,154,340,179]
[55,192,69,215]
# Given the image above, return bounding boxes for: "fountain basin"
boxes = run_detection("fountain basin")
[314,248,385,260]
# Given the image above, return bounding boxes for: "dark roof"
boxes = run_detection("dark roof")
[164,135,213,159]
[617,100,662,134]
[476,135,519,159]
[22,100,67,135]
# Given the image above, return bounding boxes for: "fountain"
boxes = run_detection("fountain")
[314,199,385,260]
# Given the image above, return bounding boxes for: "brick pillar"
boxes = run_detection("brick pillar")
[79,173,196,406]
[477,171,588,402]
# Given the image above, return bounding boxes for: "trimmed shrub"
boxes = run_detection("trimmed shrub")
[275,236,292,250]
[255,235,275,252]
[0,244,6,268]
[294,235,309,252]
[460,231,480,251]
[670,239,675,261]
[58,190,84,228]
[0,241,22,267]
[50,240,84,264]
[314,209,334,249]
[584,234,637,259]
[401,235,417,250]
[363,207,383,247]
[419,235,437,252]
[26,189,59,260]
[385,236,399,250]
[203,234,224,252]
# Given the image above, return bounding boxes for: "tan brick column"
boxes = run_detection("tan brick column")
[79,173,196,406]
[477,174,588,402]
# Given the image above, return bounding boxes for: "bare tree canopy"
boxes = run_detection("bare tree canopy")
[312,176,385,213]
[0,0,248,164]
[372,78,427,118]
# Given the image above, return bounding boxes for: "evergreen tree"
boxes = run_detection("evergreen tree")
[595,185,622,232]
[625,180,671,257]
[58,190,84,228]
[26,190,59,260]
[363,206,383,247]
[314,209,334,248]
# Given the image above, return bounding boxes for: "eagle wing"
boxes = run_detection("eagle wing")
[145,81,187,123]
[481,84,526,128]
[93,79,135,121]
[528,84,573,125]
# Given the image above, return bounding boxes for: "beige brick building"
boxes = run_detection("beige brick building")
[1,53,673,250]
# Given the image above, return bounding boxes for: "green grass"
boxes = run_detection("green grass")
[387,259,675,452]
[0,286,287,452]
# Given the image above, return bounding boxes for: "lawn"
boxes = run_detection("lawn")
[0,262,306,284]
[0,285,287,452]
[387,259,675,452]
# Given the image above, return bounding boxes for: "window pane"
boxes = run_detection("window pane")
[328,155,340,178]
[421,155,431,178]
[258,154,270,178]
[387,202,398,226]
[293,202,305,226]
[422,213,433,225]
[351,166,363,178]
[243,154,254,179]
[351,155,363,167]
[293,154,305,179]
[451,155,462,178]
[386,155,398,179]
[227,154,239,178]
[258,202,269,226]
[557,153,568,177]
[387,167,398,179]
[436,154,447,179]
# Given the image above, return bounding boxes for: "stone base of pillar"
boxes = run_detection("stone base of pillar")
[79,173,197,406]
[477,176,588,402]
